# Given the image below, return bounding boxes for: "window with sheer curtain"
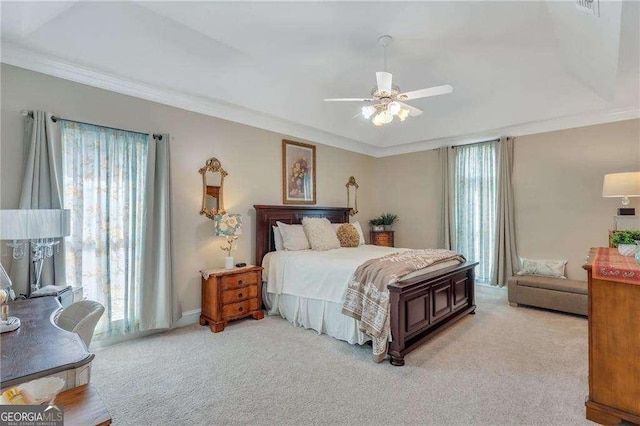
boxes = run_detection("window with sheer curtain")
[61,121,149,339]
[453,141,498,284]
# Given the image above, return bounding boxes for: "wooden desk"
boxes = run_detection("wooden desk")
[0,297,94,390]
[55,385,111,426]
[583,248,640,425]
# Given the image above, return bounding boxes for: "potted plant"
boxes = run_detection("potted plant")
[369,217,385,232]
[380,213,398,231]
[611,230,640,256]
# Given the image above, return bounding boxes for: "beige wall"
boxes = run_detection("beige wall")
[514,120,640,280]
[2,63,638,314]
[375,119,640,282]
[0,64,376,314]
[373,150,441,249]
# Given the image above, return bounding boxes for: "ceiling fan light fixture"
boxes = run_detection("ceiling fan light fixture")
[372,113,384,126]
[380,110,393,124]
[361,105,376,119]
[388,101,401,115]
[397,108,410,121]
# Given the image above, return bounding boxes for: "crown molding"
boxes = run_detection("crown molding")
[2,43,638,159]
[0,43,377,157]
[375,107,640,157]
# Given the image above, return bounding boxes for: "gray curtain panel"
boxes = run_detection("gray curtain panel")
[10,111,65,296]
[438,146,455,250]
[491,137,518,287]
[139,134,180,331]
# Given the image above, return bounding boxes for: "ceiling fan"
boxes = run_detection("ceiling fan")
[324,35,453,127]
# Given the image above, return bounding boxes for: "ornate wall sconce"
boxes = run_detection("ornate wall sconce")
[346,176,359,216]
[199,157,228,219]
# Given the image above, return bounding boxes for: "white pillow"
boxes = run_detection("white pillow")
[516,257,567,279]
[272,226,284,251]
[276,222,310,251]
[302,217,341,251]
[351,221,366,245]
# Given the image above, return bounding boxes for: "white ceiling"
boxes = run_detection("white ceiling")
[1,1,638,157]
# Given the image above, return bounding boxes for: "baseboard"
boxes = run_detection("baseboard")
[172,308,202,329]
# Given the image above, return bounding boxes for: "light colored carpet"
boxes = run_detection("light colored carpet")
[92,286,590,425]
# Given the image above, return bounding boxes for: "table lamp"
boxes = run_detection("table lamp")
[0,209,70,294]
[0,262,20,332]
[214,213,242,270]
[602,172,640,215]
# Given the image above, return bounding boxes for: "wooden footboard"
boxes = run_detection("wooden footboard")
[387,261,478,366]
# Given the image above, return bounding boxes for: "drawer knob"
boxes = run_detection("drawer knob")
[238,279,243,285]
[239,307,243,312]
[238,293,243,298]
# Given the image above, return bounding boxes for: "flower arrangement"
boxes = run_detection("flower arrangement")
[289,156,308,197]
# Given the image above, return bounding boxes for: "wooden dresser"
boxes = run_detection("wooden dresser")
[370,231,394,247]
[199,265,264,332]
[583,248,640,425]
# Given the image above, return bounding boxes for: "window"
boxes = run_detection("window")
[453,141,498,284]
[62,122,148,339]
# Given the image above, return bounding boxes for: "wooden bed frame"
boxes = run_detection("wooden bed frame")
[254,204,478,366]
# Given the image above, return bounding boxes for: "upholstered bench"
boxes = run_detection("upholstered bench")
[507,275,588,316]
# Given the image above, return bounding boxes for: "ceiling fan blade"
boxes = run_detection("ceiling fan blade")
[323,98,373,102]
[398,84,454,101]
[376,71,393,95]
[397,102,423,117]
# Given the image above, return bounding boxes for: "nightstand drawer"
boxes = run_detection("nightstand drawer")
[222,285,258,305]
[221,271,259,290]
[222,298,259,319]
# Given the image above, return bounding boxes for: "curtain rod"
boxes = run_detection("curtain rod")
[21,111,162,140]
[450,137,504,149]
[51,116,162,140]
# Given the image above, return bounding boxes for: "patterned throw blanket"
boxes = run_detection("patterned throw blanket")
[341,249,466,363]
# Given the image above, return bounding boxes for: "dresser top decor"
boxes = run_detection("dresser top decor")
[591,247,640,285]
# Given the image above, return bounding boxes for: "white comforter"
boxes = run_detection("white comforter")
[263,245,459,304]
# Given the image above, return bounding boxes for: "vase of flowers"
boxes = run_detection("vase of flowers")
[289,156,308,198]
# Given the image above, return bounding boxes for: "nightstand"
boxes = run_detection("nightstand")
[199,265,264,332]
[370,231,394,247]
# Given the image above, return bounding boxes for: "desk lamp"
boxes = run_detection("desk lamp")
[0,209,70,295]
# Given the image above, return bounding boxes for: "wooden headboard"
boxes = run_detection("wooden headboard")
[253,205,351,264]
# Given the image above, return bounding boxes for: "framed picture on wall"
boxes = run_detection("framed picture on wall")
[282,139,316,205]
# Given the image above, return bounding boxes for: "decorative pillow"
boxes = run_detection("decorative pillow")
[337,224,360,247]
[276,222,310,251]
[516,257,567,279]
[302,217,341,251]
[351,221,366,245]
[272,226,284,251]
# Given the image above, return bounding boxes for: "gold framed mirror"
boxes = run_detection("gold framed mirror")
[199,157,228,219]
[346,176,359,216]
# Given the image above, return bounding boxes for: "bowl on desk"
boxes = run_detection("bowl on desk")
[1,377,65,405]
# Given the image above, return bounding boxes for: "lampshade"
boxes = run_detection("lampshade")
[0,209,71,240]
[602,172,640,198]
[214,213,242,237]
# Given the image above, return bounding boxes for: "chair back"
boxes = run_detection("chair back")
[56,300,105,347]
